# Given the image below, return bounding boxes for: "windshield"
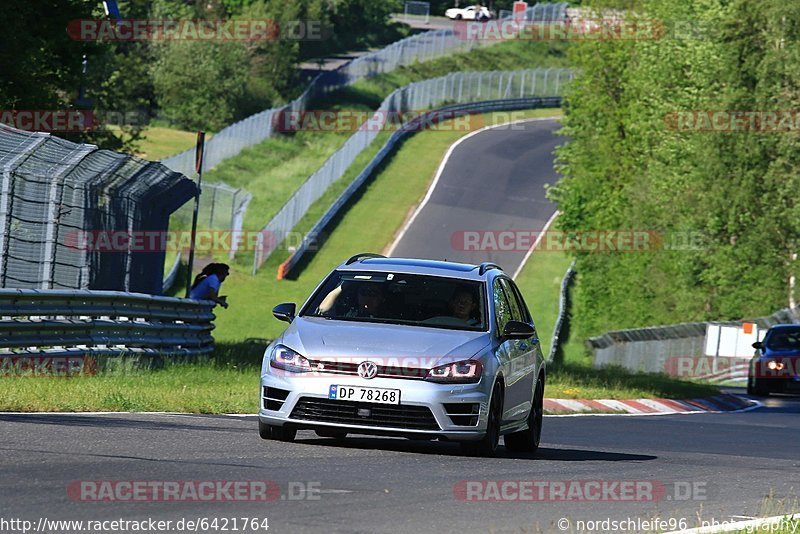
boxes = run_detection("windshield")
[301,271,488,331]
[765,328,800,350]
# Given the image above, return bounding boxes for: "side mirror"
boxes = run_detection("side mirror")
[752,341,763,350]
[502,320,535,340]
[272,303,296,323]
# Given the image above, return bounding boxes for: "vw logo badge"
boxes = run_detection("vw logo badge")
[357,361,378,380]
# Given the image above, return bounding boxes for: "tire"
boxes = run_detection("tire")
[315,429,347,439]
[455,14,462,20]
[258,421,272,440]
[461,382,502,457]
[268,425,297,442]
[504,377,543,455]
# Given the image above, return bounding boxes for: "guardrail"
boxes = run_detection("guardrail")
[587,306,800,380]
[276,96,563,279]
[547,260,575,363]
[162,253,182,294]
[0,289,216,374]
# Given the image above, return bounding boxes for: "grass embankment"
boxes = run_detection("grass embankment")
[0,109,720,411]
[134,126,200,161]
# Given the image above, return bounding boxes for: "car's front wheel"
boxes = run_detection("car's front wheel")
[504,377,543,455]
[260,422,297,442]
[454,14,462,20]
[461,382,502,457]
[258,421,272,440]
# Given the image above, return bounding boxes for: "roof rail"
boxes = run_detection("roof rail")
[475,262,502,275]
[345,253,386,265]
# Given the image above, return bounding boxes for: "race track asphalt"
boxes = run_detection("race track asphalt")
[390,118,561,275]
[2,390,798,534]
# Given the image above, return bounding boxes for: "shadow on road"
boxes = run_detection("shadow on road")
[295,434,657,462]
[535,447,656,462]
[0,414,250,434]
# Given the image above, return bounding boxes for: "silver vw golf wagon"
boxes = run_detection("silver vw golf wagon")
[259,254,545,456]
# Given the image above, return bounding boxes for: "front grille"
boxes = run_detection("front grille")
[263,387,290,411]
[290,397,440,430]
[443,402,480,426]
[307,359,428,380]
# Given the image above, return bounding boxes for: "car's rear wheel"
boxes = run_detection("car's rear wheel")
[504,377,543,455]
[455,14,462,20]
[754,380,770,397]
[461,382,502,457]
[315,429,347,439]
[747,373,770,397]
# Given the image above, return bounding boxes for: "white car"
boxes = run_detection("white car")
[445,5,492,21]
[259,254,546,457]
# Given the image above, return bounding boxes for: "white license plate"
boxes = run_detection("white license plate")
[328,385,400,405]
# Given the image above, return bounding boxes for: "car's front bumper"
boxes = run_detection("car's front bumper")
[259,370,492,441]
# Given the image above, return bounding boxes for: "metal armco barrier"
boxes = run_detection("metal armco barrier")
[0,289,216,375]
[587,307,800,381]
[275,96,563,279]
[547,260,575,363]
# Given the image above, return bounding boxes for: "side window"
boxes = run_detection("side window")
[505,279,532,324]
[493,278,512,335]
[499,278,524,322]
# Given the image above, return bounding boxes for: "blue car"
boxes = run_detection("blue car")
[747,324,800,396]
[259,254,546,456]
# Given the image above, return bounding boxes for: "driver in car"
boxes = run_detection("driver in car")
[449,287,480,326]
[345,283,386,318]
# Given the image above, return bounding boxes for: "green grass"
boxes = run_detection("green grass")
[0,366,254,413]
[202,129,356,232]
[106,125,201,162]
[546,363,720,400]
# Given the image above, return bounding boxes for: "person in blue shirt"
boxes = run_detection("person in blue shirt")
[189,263,230,308]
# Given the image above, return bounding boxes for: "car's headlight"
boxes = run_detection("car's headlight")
[425,359,483,383]
[269,345,312,373]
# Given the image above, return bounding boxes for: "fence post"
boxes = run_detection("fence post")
[209,184,218,227]
[0,134,47,286]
